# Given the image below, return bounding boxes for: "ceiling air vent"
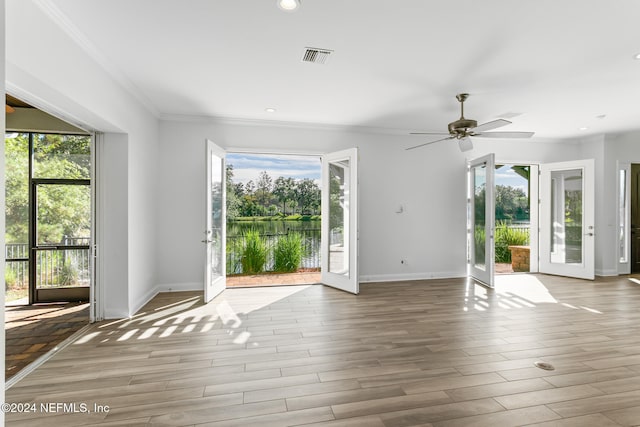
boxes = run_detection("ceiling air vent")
[301,47,333,64]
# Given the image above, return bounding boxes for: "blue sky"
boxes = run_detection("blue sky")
[495,165,529,195]
[226,153,321,185]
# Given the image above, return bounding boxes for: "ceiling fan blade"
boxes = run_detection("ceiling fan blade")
[406,136,453,151]
[409,132,450,135]
[474,131,535,138]
[458,137,473,152]
[473,119,511,132]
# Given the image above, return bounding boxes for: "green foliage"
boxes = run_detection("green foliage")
[273,232,303,273]
[226,168,321,219]
[495,222,530,263]
[5,133,91,245]
[59,260,79,287]
[240,230,267,274]
[226,237,244,275]
[474,226,486,263]
[495,185,529,221]
[5,269,17,289]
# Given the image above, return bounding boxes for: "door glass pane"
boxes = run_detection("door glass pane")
[210,153,223,279]
[35,183,91,290]
[36,184,91,246]
[5,133,30,302]
[33,133,91,179]
[473,164,487,270]
[328,160,349,276]
[550,169,583,264]
[619,169,627,263]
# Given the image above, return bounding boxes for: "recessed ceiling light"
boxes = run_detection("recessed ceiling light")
[277,0,300,12]
[579,127,588,131]
[634,53,640,60]
[265,108,276,113]
[596,114,607,119]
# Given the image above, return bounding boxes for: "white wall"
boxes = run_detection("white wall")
[157,119,581,288]
[6,0,160,317]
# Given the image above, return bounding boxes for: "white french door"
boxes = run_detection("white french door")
[539,159,594,280]
[321,148,359,294]
[204,139,227,303]
[468,154,495,288]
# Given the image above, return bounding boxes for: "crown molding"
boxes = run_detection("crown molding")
[160,113,416,135]
[34,0,159,118]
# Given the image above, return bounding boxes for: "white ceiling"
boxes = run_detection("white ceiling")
[46,0,640,140]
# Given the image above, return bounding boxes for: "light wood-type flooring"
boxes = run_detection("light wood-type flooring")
[6,274,640,426]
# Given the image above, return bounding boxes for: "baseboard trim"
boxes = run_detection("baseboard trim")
[155,282,202,293]
[360,272,466,283]
[129,282,202,317]
[595,269,619,277]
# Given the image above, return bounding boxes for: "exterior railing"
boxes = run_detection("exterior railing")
[5,237,91,288]
[227,229,320,275]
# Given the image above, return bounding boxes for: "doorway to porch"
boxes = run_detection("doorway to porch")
[4,95,93,382]
[494,164,533,275]
[225,152,322,288]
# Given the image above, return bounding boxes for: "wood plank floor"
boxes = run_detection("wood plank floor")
[6,274,640,426]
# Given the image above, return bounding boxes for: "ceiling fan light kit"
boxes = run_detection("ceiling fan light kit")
[407,93,535,151]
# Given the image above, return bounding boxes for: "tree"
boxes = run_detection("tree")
[273,176,295,215]
[255,171,273,209]
[495,185,529,221]
[296,178,320,215]
[5,133,91,244]
[225,165,242,220]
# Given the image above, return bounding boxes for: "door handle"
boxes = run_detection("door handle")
[584,233,594,236]
[201,239,213,244]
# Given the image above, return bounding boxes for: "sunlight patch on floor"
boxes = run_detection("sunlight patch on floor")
[494,274,558,304]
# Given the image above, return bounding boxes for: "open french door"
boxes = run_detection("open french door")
[539,159,594,280]
[468,154,495,288]
[321,148,359,294]
[204,139,226,303]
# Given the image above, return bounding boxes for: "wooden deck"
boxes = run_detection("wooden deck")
[6,274,640,426]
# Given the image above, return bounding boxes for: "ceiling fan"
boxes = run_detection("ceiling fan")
[407,93,534,152]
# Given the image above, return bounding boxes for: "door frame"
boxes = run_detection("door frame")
[468,153,495,288]
[539,159,595,280]
[321,147,359,294]
[204,139,227,303]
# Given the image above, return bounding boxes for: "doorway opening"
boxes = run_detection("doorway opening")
[630,164,640,273]
[494,164,533,274]
[224,153,322,287]
[5,95,93,381]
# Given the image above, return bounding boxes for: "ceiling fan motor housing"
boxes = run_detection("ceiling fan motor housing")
[448,118,477,137]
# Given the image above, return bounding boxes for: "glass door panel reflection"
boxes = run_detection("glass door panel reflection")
[549,169,583,264]
[204,139,226,303]
[468,154,495,288]
[321,148,359,294]
[473,164,487,271]
[328,161,349,277]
